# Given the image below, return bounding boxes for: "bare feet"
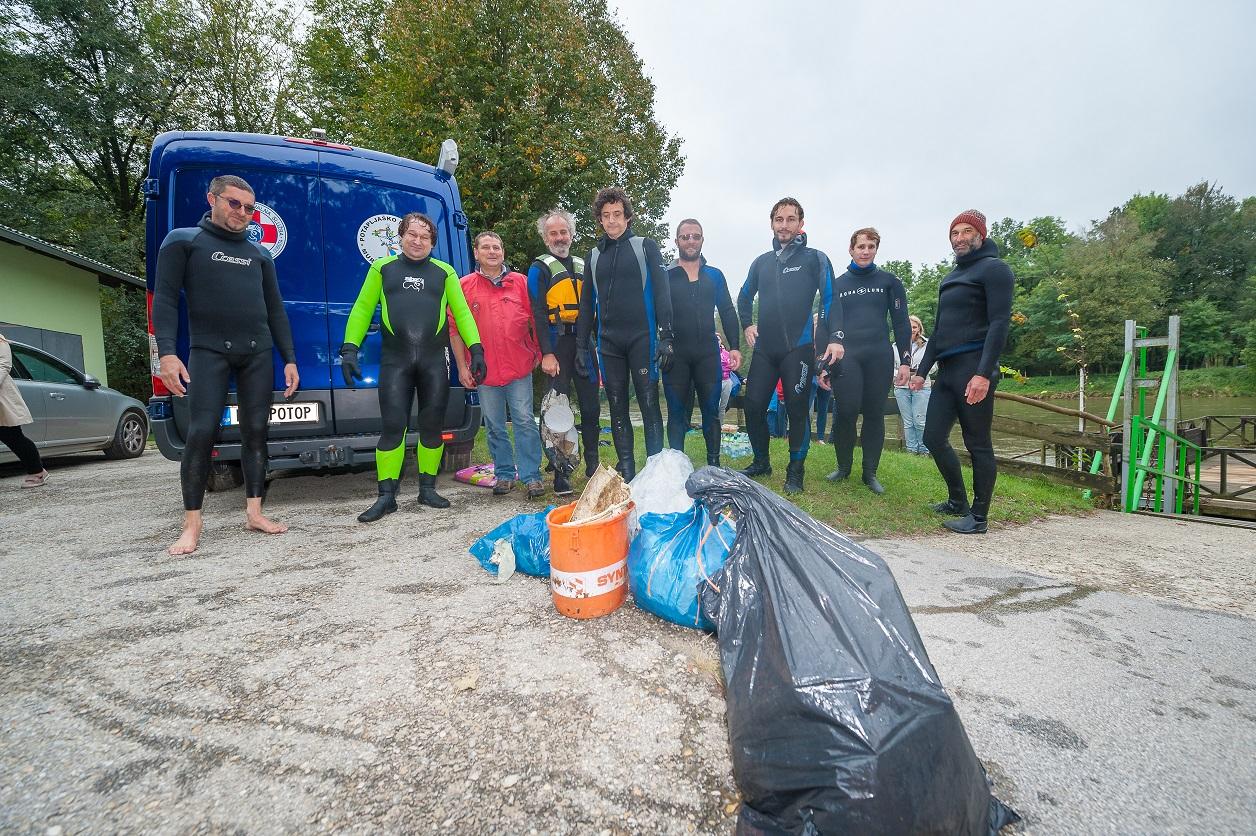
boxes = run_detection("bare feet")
[168,512,203,556]
[245,513,288,535]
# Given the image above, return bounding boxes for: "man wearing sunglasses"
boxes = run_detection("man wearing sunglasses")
[152,174,300,555]
[663,219,740,466]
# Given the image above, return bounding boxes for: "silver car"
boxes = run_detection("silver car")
[1,341,148,463]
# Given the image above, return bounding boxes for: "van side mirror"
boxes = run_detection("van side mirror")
[436,139,459,179]
[82,374,101,390]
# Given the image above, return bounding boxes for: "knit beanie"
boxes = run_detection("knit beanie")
[950,209,987,239]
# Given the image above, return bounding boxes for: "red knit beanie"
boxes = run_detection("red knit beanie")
[950,209,987,239]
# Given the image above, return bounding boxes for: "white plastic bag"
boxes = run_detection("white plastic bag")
[627,449,694,537]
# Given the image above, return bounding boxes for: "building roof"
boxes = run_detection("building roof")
[0,223,143,289]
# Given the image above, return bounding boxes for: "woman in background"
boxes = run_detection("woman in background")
[1,333,48,487]
[895,314,932,454]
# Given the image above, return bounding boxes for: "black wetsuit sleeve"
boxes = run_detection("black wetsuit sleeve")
[976,262,1015,379]
[712,268,740,351]
[152,232,191,357]
[261,255,296,364]
[527,261,555,355]
[737,262,758,328]
[819,253,840,345]
[888,274,912,365]
[576,249,596,346]
[645,238,673,336]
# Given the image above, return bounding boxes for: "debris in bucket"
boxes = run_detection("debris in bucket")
[570,465,631,524]
[690,465,1020,834]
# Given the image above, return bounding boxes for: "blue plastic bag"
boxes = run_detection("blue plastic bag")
[469,507,555,577]
[627,506,736,629]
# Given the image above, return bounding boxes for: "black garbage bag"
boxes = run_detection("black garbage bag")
[690,467,1019,835]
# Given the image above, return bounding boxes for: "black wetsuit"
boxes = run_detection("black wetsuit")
[576,226,673,474]
[663,258,739,461]
[737,235,837,462]
[344,253,478,481]
[152,213,295,511]
[527,253,600,468]
[916,238,1015,519]
[828,262,911,478]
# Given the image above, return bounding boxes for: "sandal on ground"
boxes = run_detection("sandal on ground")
[21,469,48,488]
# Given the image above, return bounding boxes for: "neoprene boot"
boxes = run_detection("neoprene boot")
[617,458,637,483]
[944,513,987,534]
[358,479,399,523]
[931,498,971,516]
[585,449,600,478]
[825,468,850,482]
[783,460,804,495]
[418,474,450,509]
[862,473,885,495]
[740,458,772,477]
[707,454,721,468]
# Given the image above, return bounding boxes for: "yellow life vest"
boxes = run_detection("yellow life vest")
[539,254,584,325]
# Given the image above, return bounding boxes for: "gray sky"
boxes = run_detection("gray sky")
[614,0,1256,287]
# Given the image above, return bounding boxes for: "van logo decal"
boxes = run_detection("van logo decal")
[358,214,402,263]
[246,203,288,259]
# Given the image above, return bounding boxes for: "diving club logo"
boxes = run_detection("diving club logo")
[246,203,288,259]
[358,214,402,263]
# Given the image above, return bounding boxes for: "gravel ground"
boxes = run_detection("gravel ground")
[1,453,1253,833]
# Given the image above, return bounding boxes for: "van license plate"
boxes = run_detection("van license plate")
[221,402,321,426]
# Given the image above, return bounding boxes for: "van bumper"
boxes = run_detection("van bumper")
[148,397,481,472]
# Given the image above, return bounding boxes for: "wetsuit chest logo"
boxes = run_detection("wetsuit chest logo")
[402,276,425,291]
[211,251,253,267]
[781,265,802,274]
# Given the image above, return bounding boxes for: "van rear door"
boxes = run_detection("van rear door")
[157,140,332,443]
[319,157,470,435]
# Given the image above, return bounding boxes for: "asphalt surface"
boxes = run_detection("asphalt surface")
[1,452,1253,834]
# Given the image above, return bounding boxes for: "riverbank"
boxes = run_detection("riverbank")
[1003,365,1255,400]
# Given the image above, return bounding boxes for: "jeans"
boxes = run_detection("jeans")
[894,385,931,453]
[812,381,832,440]
[477,373,543,484]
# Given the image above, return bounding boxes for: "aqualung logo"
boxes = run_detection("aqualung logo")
[246,203,288,259]
[838,286,886,299]
[211,251,253,266]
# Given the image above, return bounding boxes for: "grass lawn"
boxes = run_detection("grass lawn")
[468,424,1094,539]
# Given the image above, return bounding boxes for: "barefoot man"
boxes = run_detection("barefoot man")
[152,174,299,554]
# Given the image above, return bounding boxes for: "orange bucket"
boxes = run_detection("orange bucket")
[546,501,634,619]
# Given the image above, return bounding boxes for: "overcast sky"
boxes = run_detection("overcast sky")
[613,0,1256,287]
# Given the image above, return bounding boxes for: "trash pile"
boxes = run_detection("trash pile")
[468,458,1019,834]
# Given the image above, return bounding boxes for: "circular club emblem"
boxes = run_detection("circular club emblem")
[357,214,402,263]
[246,203,288,259]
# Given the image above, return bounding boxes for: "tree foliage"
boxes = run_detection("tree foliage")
[297,0,685,264]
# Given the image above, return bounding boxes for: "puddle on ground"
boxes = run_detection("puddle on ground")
[911,583,1099,627]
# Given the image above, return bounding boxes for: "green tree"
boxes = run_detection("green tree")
[296,0,685,264]
[1056,214,1172,370]
[902,258,952,335]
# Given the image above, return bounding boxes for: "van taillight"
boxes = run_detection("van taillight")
[146,291,171,397]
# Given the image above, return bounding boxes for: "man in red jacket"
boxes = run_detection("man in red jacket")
[450,231,545,498]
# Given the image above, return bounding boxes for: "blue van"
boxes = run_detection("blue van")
[144,131,480,489]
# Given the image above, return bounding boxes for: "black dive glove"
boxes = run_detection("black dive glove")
[574,340,596,382]
[655,332,675,373]
[339,343,362,387]
[469,344,488,386]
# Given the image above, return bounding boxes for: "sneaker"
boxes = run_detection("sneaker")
[525,481,546,499]
[492,479,515,496]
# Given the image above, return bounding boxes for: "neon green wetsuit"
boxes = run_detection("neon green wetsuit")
[345,252,480,481]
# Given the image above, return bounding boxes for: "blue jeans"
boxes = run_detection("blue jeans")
[811,380,832,440]
[894,385,931,453]
[477,374,543,484]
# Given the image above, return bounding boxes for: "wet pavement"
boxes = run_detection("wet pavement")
[1,454,1254,833]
